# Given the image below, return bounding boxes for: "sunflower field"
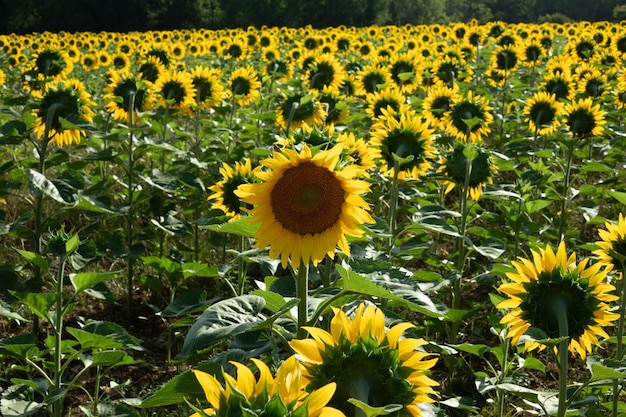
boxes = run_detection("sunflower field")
[2,19,626,417]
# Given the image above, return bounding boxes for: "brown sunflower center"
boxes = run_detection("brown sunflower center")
[271,162,345,235]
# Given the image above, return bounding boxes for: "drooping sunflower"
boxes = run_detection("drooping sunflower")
[153,70,196,112]
[235,143,374,268]
[364,86,410,121]
[32,78,96,147]
[594,213,626,277]
[562,97,605,137]
[189,65,226,110]
[523,91,563,136]
[369,109,436,180]
[208,159,259,221]
[290,303,439,417]
[228,65,261,107]
[438,142,497,201]
[103,70,154,123]
[442,90,493,143]
[275,91,326,133]
[497,241,619,359]
[191,356,345,417]
[422,84,461,129]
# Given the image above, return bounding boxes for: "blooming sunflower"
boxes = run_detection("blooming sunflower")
[576,70,607,99]
[29,46,72,81]
[191,356,344,417]
[290,303,439,417]
[189,66,225,110]
[208,159,259,221]
[138,55,167,83]
[369,109,436,180]
[422,84,461,129]
[442,90,493,143]
[354,63,392,96]
[562,97,605,137]
[153,70,196,112]
[32,78,96,146]
[438,142,496,201]
[103,70,154,123]
[497,241,619,359]
[305,54,346,95]
[319,88,349,131]
[490,44,520,75]
[364,86,410,121]
[387,53,420,94]
[275,91,326,133]
[594,213,626,277]
[539,73,575,101]
[432,56,473,87]
[523,91,563,136]
[336,131,379,175]
[228,66,261,107]
[235,143,374,268]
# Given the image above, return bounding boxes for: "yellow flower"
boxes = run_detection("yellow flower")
[208,159,259,221]
[290,303,439,417]
[562,97,605,137]
[497,242,619,359]
[594,213,626,278]
[235,143,374,268]
[228,66,261,107]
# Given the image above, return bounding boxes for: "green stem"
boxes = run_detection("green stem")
[612,260,626,417]
[53,252,68,417]
[557,141,575,242]
[296,264,309,339]
[237,235,246,295]
[553,297,570,417]
[126,93,136,316]
[453,149,472,309]
[387,160,400,254]
[496,335,510,417]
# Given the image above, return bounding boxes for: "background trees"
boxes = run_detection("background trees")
[0,0,623,34]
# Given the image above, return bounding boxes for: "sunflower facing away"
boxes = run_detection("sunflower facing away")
[290,303,439,417]
[104,70,154,123]
[438,142,496,201]
[497,241,619,359]
[191,356,345,417]
[189,65,226,110]
[235,143,374,268]
[442,90,493,143]
[594,213,626,277]
[208,159,259,221]
[32,78,96,146]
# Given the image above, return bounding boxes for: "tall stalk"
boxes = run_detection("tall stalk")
[612,257,626,417]
[557,141,575,242]
[295,264,309,339]
[52,247,68,417]
[125,93,137,315]
[553,298,570,417]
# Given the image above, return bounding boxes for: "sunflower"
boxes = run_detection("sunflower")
[263,57,293,83]
[354,63,392,96]
[490,44,520,75]
[208,159,260,221]
[496,241,619,359]
[422,84,461,129]
[562,97,605,137]
[228,65,261,107]
[32,78,96,147]
[442,90,493,143]
[305,54,346,95]
[364,86,410,121]
[103,70,154,123]
[432,56,473,87]
[153,70,196,112]
[138,55,167,83]
[387,53,420,94]
[336,131,379,175]
[369,109,436,180]
[319,88,349,130]
[220,36,250,61]
[539,73,575,101]
[289,303,439,417]
[191,356,344,417]
[576,70,607,99]
[520,39,544,67]
[523,91,563,136]
[29,46,72,81]
[438,142,496,201]
[235,143,374,268]
[275,91,326,133]
[189,66,226,110]
[594,213,626,277]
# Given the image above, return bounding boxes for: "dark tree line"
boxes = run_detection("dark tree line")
[0,0,623,34]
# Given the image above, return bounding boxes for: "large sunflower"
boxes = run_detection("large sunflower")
[32,78,95,146]
[191,356,344,417]
[594,213,626,277]
[442,90,493,143]
[189,65,226,110]
[562,97,605,137]
[208,159,259,221]
[523,91,563,136]
[497,241,619,359]
[29,46,72,81]
[422,84,461,129]
[275,91,326,133]
[369,109,436,180]
[305,54,346,95]
[354,63,391,96]
[228,66,261,107]
[290,303,439,417]
[235,143,374,268]
[153,70,196,112]
[103,70,154,123]
[438,142,496,201]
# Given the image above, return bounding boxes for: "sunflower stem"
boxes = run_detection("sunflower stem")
[387,159,401,254]
[557,141,575,242]
[126,92,137,316]
[552,297,570,417]
[296,264,309,339]
[612,259,626,417]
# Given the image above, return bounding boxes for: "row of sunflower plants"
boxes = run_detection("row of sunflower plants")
[0,19,626,417]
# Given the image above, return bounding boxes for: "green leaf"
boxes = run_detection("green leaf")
[26,169,74,204]
[348,399,402,417]
[472,238,506,260]
[522,357,546,373]
[0,384,44,417]
[95,402,139,417]
[204,216,260,238]
[608,190,626,205]
[14,249,50,270]
[10,292,56,322]
[80,321,143,351]
[450,343,490,357]
[589,363,626,382]
[181,262,220,279]
[178,295,266,359]
[67,328,126,350]
[160,289,209,317]
[524,199,552,214]
[90,350,140,367]
[250,289,290,314]
[70,271,117,294]
[73,195,118,215]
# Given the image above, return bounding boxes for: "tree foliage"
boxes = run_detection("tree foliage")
[0,0,622,34]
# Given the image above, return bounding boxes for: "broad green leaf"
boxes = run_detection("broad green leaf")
[10,292,56,322]
[81,321,143,351]
[67,328,126,350]
[96,402,139,417]
[250,289,290,314]
[26,169,73,203]
[589,363,626,382]
[348,399,402,417]
[450,343,490,357]
[0,301,28,322]
[608,190,626,205]
[141,256,180,276]
[521,357,546,373]
[205,216,260,238]
[472,238,506,260]
[160,289,209,317]
[178,295,266,359]
[73,195,118,215]
[70,271,117,294]
[91,350,140,367]
[524,199,552,214]
[181,262,220,279]
[14,249,50,270]
[0,385,44,417]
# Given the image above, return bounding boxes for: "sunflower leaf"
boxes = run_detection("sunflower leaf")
[589,363,626,382]
[348,399,402,417]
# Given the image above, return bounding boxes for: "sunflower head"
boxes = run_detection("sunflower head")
[594,213,626,277]
[523,91,563,136]
[208,159,259,221]
[229,66,261,106]
[442,91,493,143]
[31,47,71,80]
[562,97,605,137]
[235,143,374,268]
[275,92,325,133]
[290,303,439,417]
[497,242,619,359]
[189,66,226,109]
[104,70,154,122]
[438,142,496,200]
[153,70,196,111]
